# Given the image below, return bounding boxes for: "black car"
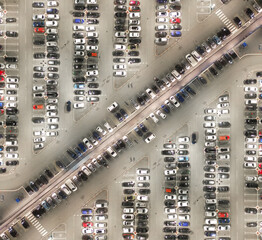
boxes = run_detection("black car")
[47,53,60,59]
[44,169,54,178]
[177,235,189,239]
[87,4,99,10]
[115,12,127,18]
[6,107,18,115]
[196,46,206,56]
[161,150,175,155]
[203,186,216,192]
[169,4,181,10]
[165,235,176,240]
[73,12,85,17]
[6,160,19,166]
[58,190,67,199]
[39,174,49,184]
[209,66,218,76]
[6,31,18,37]
[204,193,216,199]
[33,38,45,45]
[122,181,135,187]
[164,221,176,226]
[87,12,100,18]
[128,58,141,64]
[30,181,39,192]
[129,38,141,44]
[0,167,6,174]
[218,121,231,128]
[47,34,58,42]
[21,218,30,229]
[128,51,139,56]
[185,86,196,95]
[34,52,45,59]
[9,226,18,237]
[175,64,185,74]
[245,207,257,214]
[123,189,135,194]
[246,182,258,188]
[88,38,99,45]
[247,222,257,227]
[122,201,134,207]
[245,8,254,19]
[32,117,44,124]
[245,130,257,138]
[78,171,88,181]
[177,162,190,168]
[115,5,127,11]
[217,186,229,192]
[6,120,17,126]
[74,5,85,10]
[32,2,44,7]
[113,50,124,57]
[245,119,257,125]
[214,61,223,70]
[155,31,167,38]
[4,56,17,62]
[205,204,216,211]
[114,25,126,31]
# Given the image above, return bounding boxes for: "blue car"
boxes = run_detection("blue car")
[161,104,170,114]
[157,0,167,3]
[180,89,189,98]
[73,83,85,89]
[33,21,45,27]
[178,156,189,162]
[0,146,3,151]
[179,221,189,227]
[0,102,4,109]
[176,93,184,103]
[73,19,84,24]
[73,147,82,156]
[170,30,182,37]
[81,208,92,215]
[47,8,58,14]
[78,143,87,152]
[185,86,196,95]
[218,218,230,224]
[93,131,101,141]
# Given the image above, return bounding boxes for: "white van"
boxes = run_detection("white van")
[185,54,198,67]
[171,69,181,80]
[65,179,77,192]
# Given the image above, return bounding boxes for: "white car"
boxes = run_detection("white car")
[156,17,168,23]
[6,96,17,101]
[6,84,18,89]
[32,14,45,20]
[5,153,18,158]
[94,222,107,228]
[129,19,140,24]
[205,129,216,134]
[137,195,149,202]
[129,32,140,38]
[47,1,59,7]
[245,176,257,181]
[244,162,256,168]
[47,14,59,20]
[95,215,107,221]
[205,218,217,225]
[6,77,19,83]
[136,168,150,175]
[137,175,150,181]
[169,96,180,107]
[34,143,44,150]
[86,70,98,76]
[123,208,134,213]
[47,117,59,123]
[113,71,126,77]
[96,126,107,136]
[206,135,216,141]
[206,199,216,204]
[177,201,189,207]
[245,144,257,149]
[167,214,177,220]
[114,44,126,50]
[73,25,84,31]
[87,32,98,38]
[34,131,45,136]
[218,225,230,231]
[203,122,216,128]
[149,113,159,123]
[46,131,58,137]
[137,208,148,214]
[82,228,93,234]
[123,227,134,233]
[244,87,257,92]
[33,85,44,91]
[6,64,17,69]
[74,103,84,109]
[115,31,127,38]
[87,0,97,3]
[178,214,190,220]
[129,12,140,18]
[129,26,141,31]
[86,45,98,51]
[155,24,168,31]
[178,137,190,143]
[113,64,126,70]
[203,225,216,231]
[178,195,188,201]
[46,111,57,117]
[205,211,216,217]
[33,137,46,143]
[165,194,176,200]
[164,170,176,175]
[219,95,229,102]
[156,110,166,119]
[217,102,229,108]
[144,133,156,143]
[165,208,176,214]
[46,28,58,33]
[86,26,96,31]
[122,214,134,220]
[74,39,85,44]
[46,21,58,27]
[46,104,57,110]
[104,122,114,132]
[218,154,230,160]
[205,142,216,147]
[244,156,256,162]
[107,147,117,157]
[218,109,229,115]
[146,88,156,99]
[204,108,217,114]
[74,51,85,56]
[169,11,181,18]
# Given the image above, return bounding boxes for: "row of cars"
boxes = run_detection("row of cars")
[0,2,20,173]
[155,0,182,45]
[203,95,231,239]
[121,168,150,240]
[72,0,101,108]
[81,200,108,240]
[32,1,60,150]
[113,0,142,78]
[242,75,262,237]
[162,139,191,240]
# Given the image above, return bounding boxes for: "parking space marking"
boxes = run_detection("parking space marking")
[25,212,48,236]
[215,9,237,33]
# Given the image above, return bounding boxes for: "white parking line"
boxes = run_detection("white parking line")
[215,9,237,33]
[25,212,48,236]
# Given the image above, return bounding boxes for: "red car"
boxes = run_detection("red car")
[34,27,45,33]
[170,18,181,24]
[129,0,140,6]
[166,188,176,193]
[0,70,5,75]
[129,6,140,12]
[33,104,44,110]
[259,163,262,169]
[219,135,230,141]
[82,222,93,227]
[218,212,229,218]
[0,77,4,81]
[258,170,262,175]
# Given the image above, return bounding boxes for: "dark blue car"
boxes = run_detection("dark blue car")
[176,93,184,103]
[78,143,87,152]
[170,30,182,37]
[47,8,58,14]
[33,21,45,27]
[93,131,101,141]
[218,218,230,224]
[81,208,92,215]
[185,86,196,95]
[161,104,170,114]
[180,89,189,98]
[73,19,84,24]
